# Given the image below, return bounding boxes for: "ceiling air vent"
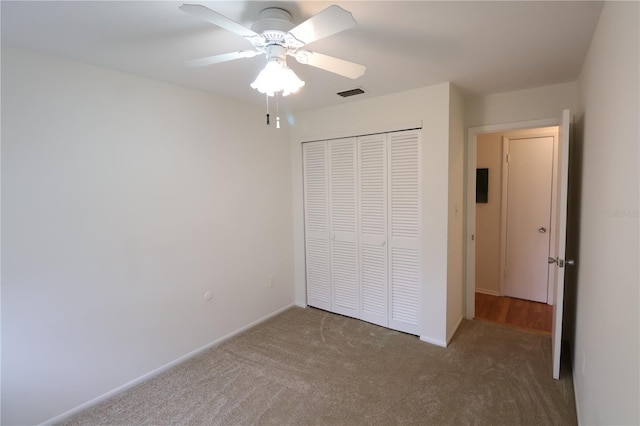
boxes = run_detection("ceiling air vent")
[337,88,365,98]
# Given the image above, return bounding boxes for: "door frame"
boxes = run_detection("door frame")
[464,118,559,319]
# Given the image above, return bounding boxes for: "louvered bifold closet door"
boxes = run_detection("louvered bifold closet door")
[358,134,388,327]
[388,130,421,335]
[328,137,359,319]
[303,141,331,311]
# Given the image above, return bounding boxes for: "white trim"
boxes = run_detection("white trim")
[464,126,477,319]
[297,120,423,144]
[419,335,447,348]
[294,301,308,308]
[499,136,509,296]
[475,288,500,296]
[547,130,560,305]
[465,117,560,319]
[41,303,297,426]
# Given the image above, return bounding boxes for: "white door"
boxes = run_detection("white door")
[551,109,572,379]
[387,130,421,335]
[303,142,331,311]
[503,136,555,303]
[358,134,388,327]
[303,130,422,336]
[328,138,359,319]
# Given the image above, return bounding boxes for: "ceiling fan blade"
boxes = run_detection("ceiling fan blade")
[288,5,356,45]
[295,51,365,79]
[186,50,259,67]
[180,4,260,39]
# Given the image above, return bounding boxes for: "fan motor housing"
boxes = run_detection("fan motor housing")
[251,8,295,34]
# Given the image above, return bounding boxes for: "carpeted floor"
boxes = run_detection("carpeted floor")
[62,307,577,425]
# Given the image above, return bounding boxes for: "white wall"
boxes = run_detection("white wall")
[466,82,578,128]
[291,83,454,346]
[573,2,639,424]
[1,48,294,425]
[475,133,503,295]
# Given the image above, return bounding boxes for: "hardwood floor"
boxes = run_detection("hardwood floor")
[474,292,553,334]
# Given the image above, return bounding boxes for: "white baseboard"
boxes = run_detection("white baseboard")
[475,288,500,296]
[42,303,296,426]
[294,301,307,308]
[419,315,465,349]
[419,335,447,348]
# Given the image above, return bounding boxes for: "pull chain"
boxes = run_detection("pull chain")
[276,93,281,129]
[266,93,270,125]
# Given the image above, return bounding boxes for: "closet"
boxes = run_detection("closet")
[302,129,421,335]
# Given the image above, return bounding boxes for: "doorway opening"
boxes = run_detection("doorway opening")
[465,120,560,334]
[474,293,553,334]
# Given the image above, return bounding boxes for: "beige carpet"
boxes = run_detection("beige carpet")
[62,307,577,425]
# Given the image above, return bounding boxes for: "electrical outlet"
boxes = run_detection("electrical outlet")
[268,276,275,287]
[204,291,213,301]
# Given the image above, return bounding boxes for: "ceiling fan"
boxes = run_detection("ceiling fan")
[179,3,366,96]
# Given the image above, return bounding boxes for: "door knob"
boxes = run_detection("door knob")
[548,257,575,268]
[539,226,547,233]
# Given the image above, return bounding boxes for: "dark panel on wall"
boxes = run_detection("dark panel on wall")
[476,168,489,203]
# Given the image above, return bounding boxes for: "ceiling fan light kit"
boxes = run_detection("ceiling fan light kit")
[180,3,366,125]
[251,58,305,97]
[250,45,305,97]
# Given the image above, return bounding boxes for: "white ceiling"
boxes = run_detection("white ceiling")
[1,1,603,113]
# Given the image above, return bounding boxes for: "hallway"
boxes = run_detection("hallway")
[474,292,553,334]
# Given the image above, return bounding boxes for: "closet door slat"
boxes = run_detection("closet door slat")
[358,134,388,327]
[328,138,359,318]
[303,142,331,310]
[388,130,421,335]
